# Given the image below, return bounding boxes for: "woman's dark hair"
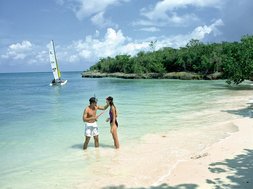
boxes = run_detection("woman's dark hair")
[107,96,117,116]
[106,96,114,106]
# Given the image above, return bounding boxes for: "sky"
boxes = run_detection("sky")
[0,0,253,73]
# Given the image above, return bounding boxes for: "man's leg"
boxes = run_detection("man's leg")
[83,136,90,150]
[94,135,99,148]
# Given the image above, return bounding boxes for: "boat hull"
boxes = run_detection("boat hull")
[50,80,68,86]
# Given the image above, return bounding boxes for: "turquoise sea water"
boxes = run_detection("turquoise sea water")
[0,72,252,188]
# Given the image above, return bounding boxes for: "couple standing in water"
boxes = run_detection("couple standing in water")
[82,96,119,150]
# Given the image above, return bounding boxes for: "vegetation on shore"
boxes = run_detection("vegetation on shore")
[84,35,253,84]
[81,71,222,80]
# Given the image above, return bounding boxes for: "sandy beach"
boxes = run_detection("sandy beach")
[77,92,253,189]
[161,118,253,189]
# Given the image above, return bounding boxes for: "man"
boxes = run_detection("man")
[82,97,109,150]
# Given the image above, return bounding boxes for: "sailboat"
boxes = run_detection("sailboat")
[49,40,67,86]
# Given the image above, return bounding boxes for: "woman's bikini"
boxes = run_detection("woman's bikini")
[109,107,118,127]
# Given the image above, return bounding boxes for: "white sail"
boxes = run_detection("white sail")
[49,40,61,80]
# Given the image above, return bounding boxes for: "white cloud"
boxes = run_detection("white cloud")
[91,11,114,28]
[209,19,224,36]
[60,20,222,63]
[132,19,154,27]
[152,0,221,11]
[1,41,49,65]
[1,40,32,60]
[120,41,150,55]
[69,0,128,28]
[73,0,117,19]
[136,0,224,28]
[1,19,223,67]
[157,19,224,49]
[34,50,48,64]
[142,0,223,18]
[61,28,128,62]
[169,12,199,25]
[9,40,32,51]
[139,27,160,32]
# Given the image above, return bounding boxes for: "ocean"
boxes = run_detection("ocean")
[0,72,252,188]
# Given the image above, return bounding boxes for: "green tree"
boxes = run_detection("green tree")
[87,35,253,85]
[223,36,253,84]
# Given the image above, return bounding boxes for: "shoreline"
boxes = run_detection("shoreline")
[76,90,253,189]
[81,71,223,80]
[90,118,253,189]
[77,118,253,189]
[163,118,253,188]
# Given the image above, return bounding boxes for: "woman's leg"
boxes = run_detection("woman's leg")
[111,126,119,149]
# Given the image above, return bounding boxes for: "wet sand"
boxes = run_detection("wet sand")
[77,91,253,189]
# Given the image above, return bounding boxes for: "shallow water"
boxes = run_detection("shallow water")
[0,72,252,188]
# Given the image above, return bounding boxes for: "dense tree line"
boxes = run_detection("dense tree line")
[89,35,253,84]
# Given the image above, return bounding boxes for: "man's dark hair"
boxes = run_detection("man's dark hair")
[89,97,97,104]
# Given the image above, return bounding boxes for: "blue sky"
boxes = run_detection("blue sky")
[0,0,253,73]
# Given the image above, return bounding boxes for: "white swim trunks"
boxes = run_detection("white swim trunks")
[84,122,98,137]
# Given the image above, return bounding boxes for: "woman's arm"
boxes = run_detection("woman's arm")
[97,103,109,110]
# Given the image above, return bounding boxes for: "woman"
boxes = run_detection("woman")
[106,96,119,149]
